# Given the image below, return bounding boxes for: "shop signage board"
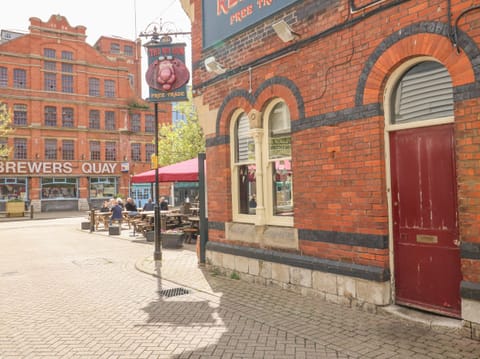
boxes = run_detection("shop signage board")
[145,40,189,102]
[203,0,301,48]
[0,161,119,175]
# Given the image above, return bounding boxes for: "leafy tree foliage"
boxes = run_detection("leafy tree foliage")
[0,103,12,158]
[157,93,205,166]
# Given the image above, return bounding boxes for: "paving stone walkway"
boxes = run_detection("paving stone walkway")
[0,216,479,358]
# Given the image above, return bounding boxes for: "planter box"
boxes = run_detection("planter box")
[161,232,184,249]
[6,202,24,217]
[109,226,121,235]
[145,231,154,242]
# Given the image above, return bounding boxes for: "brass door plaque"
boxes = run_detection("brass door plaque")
[416,234,438,244]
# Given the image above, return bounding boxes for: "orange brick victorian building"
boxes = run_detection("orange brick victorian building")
[183,0,480,338]
[0,15,170,212]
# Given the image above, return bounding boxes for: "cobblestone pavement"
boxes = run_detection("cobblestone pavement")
[1,216,479,358]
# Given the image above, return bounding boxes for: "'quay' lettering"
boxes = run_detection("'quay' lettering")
[82,162,117,174]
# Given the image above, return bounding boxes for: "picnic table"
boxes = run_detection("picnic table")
[87,211,111,230]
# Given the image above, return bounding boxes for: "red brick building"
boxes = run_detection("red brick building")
[0,15,170,212]
[184,0,480,338]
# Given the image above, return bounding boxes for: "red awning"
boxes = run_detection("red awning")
[131,158,199,183]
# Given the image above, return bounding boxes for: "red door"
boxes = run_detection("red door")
[390,124,461,317]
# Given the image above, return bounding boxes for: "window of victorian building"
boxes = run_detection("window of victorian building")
[230,100,293,227]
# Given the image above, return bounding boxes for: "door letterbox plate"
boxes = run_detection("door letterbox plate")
[416,234,438,244]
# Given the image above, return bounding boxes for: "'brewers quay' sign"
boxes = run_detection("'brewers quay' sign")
[203,0,300,48]
[0,161,118,175]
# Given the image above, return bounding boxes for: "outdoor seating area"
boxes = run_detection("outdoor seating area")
[80,157,204,246]
[83,203,200,246]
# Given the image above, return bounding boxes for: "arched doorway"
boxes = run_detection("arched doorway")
[385,59,461,317]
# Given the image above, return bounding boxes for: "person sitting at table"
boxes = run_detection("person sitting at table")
[99,200,110,212]
[110,199,123,225]
[143,198,154,211]
[108,198,116,210]
[116,198,124,209]
[125,197,138,216]
[160,196,169,211]
[249,194,257,208]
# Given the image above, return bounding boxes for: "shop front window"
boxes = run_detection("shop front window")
[0,178,27,201]
[89,177,117,199]
[41,178,78,199]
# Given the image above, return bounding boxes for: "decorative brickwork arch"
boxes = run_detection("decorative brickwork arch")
[253,76,305,123]
[215,89,255,138]
[215,76,305,140]
[356,22,480,107]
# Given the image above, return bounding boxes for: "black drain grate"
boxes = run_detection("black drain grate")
[158,287,191,298]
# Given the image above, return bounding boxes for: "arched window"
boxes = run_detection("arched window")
[230,101,294,226]
[265,101,293,221]
[231,111,256,218]
[391,61,454,124]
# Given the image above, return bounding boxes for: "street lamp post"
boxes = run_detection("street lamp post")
[153,102,162,261]
[140,21,191,262]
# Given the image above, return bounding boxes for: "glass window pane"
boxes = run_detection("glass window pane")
[44,61,56,71]
[124,45,133,56]
[61,51,73,60]
[62,74,74,93]
[62,108,74,128]
[13,138,27,159]
[43,48,56,58]
[45,106,57,126]
[237,164,256,215]
[13,104,27,126]
[45,139,57,160]
[44,73,56,91]
[105,111,116,130]
[130,113,141,132]
[62,140,74,160]
[268,102,293,218]
[89,110,100,129]
[41,178,77,199]
[0,67,8,87]
[90,177,117,198]
[145,114,155,133]
[272,160,293,216]
[105,142,116,161]
[89,78,100,96]
[90,141,101,160]
[104,80,115,97]
[13,69,26,88]
[0,178,27,200]
[131,143,141,161]
[269,102,291,159]
[145,143,154,161]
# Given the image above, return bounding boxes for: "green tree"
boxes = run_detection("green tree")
[0,103,13,158]
[157,94,205,166]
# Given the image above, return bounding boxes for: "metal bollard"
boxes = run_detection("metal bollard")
[90,208,95,232]
[30,204,34,219]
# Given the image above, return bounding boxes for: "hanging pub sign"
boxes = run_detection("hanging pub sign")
[203,0,301,48]
[145,38,190,102]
